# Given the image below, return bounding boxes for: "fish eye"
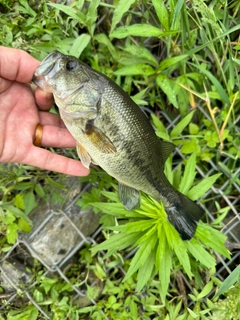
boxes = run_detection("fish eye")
[65,60,78,71]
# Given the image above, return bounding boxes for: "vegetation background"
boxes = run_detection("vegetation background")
[0,0,239,319]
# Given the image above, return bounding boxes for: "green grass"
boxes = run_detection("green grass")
[0,0,240,319]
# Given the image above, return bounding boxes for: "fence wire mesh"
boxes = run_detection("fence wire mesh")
[0,107,239,319]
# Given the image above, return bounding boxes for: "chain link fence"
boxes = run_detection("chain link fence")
[0,107,239,318]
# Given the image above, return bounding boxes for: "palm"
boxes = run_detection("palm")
[0,81,39,163]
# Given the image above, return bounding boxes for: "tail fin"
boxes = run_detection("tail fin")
[165,193,204,240]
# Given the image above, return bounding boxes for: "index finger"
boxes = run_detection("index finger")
[26,146,90,177]
[0,46,39,83]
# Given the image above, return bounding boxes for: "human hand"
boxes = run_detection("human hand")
[0,46,89,176]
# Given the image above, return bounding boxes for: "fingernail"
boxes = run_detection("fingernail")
[46,92,53,100]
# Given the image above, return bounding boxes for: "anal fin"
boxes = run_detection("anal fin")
[118,182,140,211]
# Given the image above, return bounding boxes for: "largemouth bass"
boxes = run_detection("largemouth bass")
[33,51,204,240]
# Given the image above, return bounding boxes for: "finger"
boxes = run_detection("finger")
[0,77,12,93]
[38,112,76,148]
[25,146,90,176]
[39,112,66,128]
[35,87,54,110]
[41,125,76,148]
[0,46,39,83]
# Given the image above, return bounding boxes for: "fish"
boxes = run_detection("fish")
[33,51,204,240]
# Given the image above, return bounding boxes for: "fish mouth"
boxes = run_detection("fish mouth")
[32,51,63,89]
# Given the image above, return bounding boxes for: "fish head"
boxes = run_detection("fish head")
[33,51,99,119]
[33,51,89,94]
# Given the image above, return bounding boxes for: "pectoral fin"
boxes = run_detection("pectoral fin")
[84,122,116,154]
[76,143,92,169]
[118,182,140,210]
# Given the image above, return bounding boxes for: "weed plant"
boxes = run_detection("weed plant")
[0,0,239,319]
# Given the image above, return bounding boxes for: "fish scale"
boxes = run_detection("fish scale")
[33,51,204,240]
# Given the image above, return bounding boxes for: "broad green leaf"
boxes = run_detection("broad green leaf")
[187,308,198,318]
[101,190,119,202]
[195,223,230,258]
[137,248,156,291]
[163,217,180,250]
[174,240,192,278]
[91,232,140,254]
[69,34,91,58]
[108,220,156,233]
[152,0,169,30]
[156,223,163,270]
[186,240,215,268]
[78,306,94,314]
[45,177,64,188]
[48,3,86,25]
[110,24,178,39]
[135,224,158,245]
[181,139,200,154]
[18,218,32,233]
[232,57,240,66]
[111,0,135,33]
[156,74,179,108]
[156,131,171,141]
[94,33,116,57]
[91,202,143,218]
[163,214,191,277]
[24,191,37,215]
[174,162,183,185]
[138,196,165,218]
[214,265,240,298]
[17,0,36,17]
[1,210,15,224]
[114,64,155,76]
[124,45,158,66]
[5,206,31,222]
[173,301,183,319]
[187,173,221,200]
[14,181,34,190]
[158,55,188,71]
[197,281,213,300]
[157,234,172,301]
[189,124,200,135]
[151,114,169,138]
[170,0,185,29]
[14,194,25,210]
[86,0,101,35]
[164,155,174,185]
[7,223,18,244]
[170,111,194,138]
[2,25,13,45]
[178,152,197,194]
[33,289,44,303]
[211,206,230,225]
[129,298,138,317]
[131,87,149,105]
[7,305,38,320]
[95,262,106,280]
[124,233,157,281]
[34,184,45,198]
